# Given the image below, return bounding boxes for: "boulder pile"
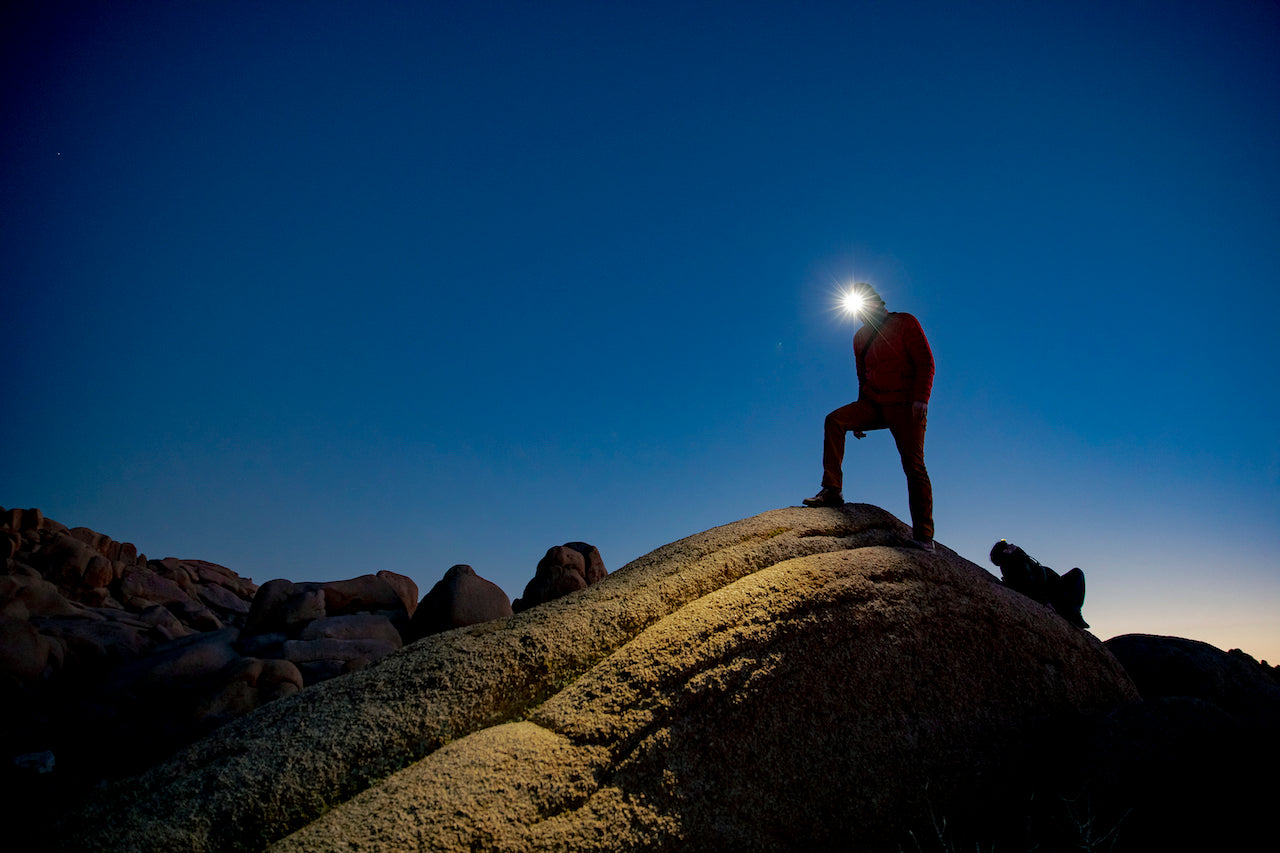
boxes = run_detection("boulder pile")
[2,507,265,771]
[3,505,605,792]
[2,508,255,682]
[239,572,419,686]
[0,507,419,782]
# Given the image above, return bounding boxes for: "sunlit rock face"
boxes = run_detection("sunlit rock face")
[53,504,1141,852]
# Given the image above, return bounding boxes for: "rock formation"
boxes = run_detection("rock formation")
[408,564,514,640]
[1,507,419,787]
[2,507,262,772]
[1105,633,1280,731]
[512,541,607,612]
[20,506,1280,851]
[50,504,1144,852]
[1060,634,1280,850]
[239,572,418,686]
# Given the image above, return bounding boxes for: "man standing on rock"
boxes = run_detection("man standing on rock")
[803,282,936,551]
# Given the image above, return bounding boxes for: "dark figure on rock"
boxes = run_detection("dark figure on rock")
[989,540,1089,629]
[804,282,936,551]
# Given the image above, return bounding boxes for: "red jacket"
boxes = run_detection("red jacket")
[854,312,934,405]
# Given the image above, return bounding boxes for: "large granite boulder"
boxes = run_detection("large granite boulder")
[408,564,514,639]
[512,541,608,612]
[374,569,420,619]
[1065,634,1280,850]
[1106,633,1280,732]
[242,579,326,637]
[53,505,1139,852]
[196,657,305,727]
[0,617,52,681]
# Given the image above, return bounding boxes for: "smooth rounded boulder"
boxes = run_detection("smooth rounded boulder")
[53,505,1140,853]
[275,535,1138,851]
[408,564,513,640]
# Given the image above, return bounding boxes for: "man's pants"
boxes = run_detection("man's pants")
[821,401,934,540]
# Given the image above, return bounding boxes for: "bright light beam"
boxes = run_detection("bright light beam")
[841,289,865,317]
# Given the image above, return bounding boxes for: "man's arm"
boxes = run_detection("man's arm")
[852,328,869,437]
[904,315,935,403]
[853,326,869,402]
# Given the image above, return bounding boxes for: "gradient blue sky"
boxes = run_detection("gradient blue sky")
[4,1,1278,660]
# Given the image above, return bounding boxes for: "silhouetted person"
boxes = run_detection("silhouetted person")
[803,282,935,550]
[989,540,1089,629]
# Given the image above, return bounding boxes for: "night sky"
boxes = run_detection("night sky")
[4,1,1278,660]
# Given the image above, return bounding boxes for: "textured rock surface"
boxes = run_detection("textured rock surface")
[53,504,1140,852]
[241,573,417,665]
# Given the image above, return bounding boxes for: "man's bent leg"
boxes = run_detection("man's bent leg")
[885,404,933,540]
[821,401,883,490]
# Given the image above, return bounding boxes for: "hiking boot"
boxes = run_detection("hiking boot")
[910,537,936,553]
[802,487,843,507]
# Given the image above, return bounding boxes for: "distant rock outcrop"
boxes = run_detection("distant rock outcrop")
[408,564,513,640]
[1,508,251,669]
[0,507,419,790]
[51,505,1143,852]
[1065,634,1280,850]
[1106,633,1280,731]
[2,507,262,771]
[239,572,417,686]
[512,541,607,612]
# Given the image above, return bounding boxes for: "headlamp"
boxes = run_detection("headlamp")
[841,289,866,317]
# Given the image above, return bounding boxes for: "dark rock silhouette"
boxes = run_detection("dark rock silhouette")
[2,506,262,775]
[0,507,420,796]
[408,564,514,640]
[1045,634,1280,851]
[1106,633,1280,731]
[512,541,607,612]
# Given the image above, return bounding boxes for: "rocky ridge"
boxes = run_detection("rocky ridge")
[49,503,1156,852]
[10,504,1278,850]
